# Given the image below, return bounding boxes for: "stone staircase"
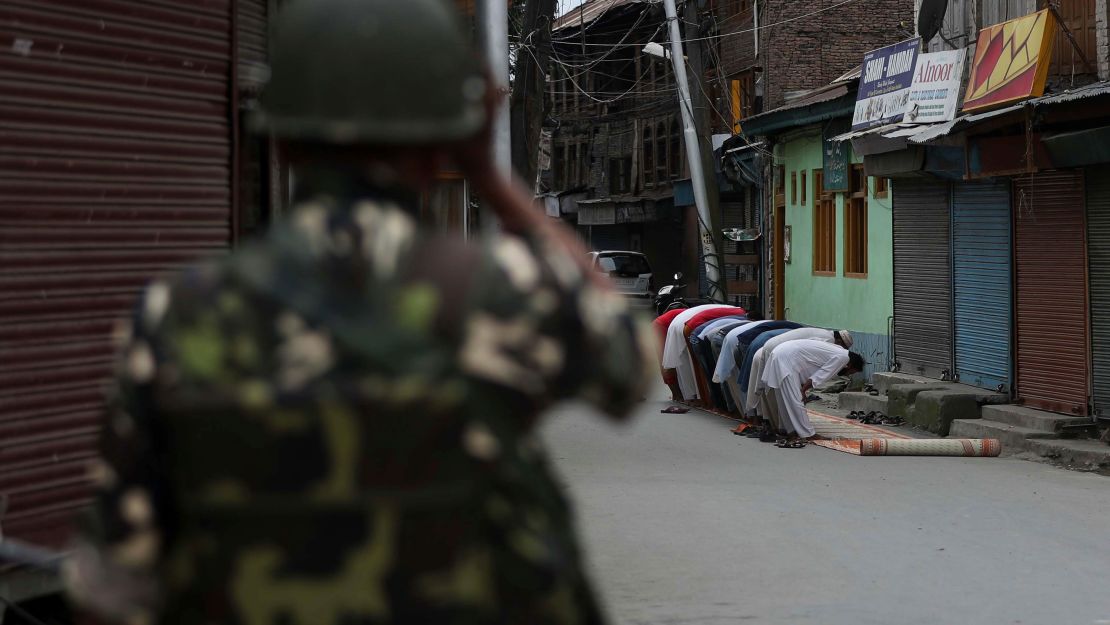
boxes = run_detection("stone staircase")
[951,406,1110,472]
[839,372,1110,473]
[838,372,1007,435]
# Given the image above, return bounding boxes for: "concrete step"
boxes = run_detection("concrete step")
[980,405,1092,433]
[1024,438,1110,473]
[838,392,888,414]
[872,371,936,394]
[949,418,1056,452]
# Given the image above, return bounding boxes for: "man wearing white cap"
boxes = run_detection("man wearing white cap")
[744,328,854,420]
[762,339,865,445]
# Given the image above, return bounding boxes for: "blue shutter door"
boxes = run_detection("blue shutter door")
[952,180,1012,392]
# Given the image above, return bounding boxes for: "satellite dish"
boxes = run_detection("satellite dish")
[917,0,949,44]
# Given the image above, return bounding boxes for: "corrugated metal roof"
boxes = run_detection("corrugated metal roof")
[741,65,860,128]
[554,0,647,31]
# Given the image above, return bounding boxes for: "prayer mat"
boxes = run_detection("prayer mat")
[808,410,1001,457]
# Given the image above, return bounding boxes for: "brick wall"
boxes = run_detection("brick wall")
[755,0,915,110]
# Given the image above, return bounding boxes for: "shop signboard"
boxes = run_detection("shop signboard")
[903,49,967,123]
[852,38,920,130]
[963,9,1056,112]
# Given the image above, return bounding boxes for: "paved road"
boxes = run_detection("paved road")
[541,385,1110,625]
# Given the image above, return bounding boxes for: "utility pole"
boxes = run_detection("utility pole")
[683,0,726,300]
[479,0,512,231]
[662,0,724,302]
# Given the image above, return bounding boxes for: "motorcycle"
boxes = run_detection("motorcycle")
[653,272,714,316]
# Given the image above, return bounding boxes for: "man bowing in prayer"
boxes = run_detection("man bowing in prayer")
[761,339,864,447]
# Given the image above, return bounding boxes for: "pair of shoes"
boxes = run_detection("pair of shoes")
[775,438,807,449]
[847,410,865,419]
[805,393,821,402]
[661,406,689,414]
[869,390,881,396]
[859,411,885,425]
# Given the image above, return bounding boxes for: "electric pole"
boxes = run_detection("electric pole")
[662,0,724,302]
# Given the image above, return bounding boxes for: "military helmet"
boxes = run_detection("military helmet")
[252,0,488,145]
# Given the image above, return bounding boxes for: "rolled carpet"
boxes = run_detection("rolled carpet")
[858,438,1002,457]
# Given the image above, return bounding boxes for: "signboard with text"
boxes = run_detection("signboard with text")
[823,121,850,192]
[852,38,920,130]
[903,49,967,123]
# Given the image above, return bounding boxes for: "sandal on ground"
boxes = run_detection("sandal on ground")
[661,406,689,414]
[775,439,807,449]
[759,430,779,443]
[847,411,863,420]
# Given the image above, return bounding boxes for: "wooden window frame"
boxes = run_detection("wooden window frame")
[873,175,889,199]
[801,170,807,205]
[643,124,654,188]
[790,171,797,205]
[812,169,836,276]
[845,164,868,278]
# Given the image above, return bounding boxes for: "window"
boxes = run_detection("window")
[578,141,590,186]
[552,144,565,189]
[642,125,654,187]
[873,175,888,199]
[655,122,667,183]
[669,119,682,179]
[845,164,868,277]
[790,171,797,205]
[801,170,808,205]
[568,143,579,189]
[813,169,836,275]
[1047,0,1097,78]
[609,156,632,194]
[729,71,756,129]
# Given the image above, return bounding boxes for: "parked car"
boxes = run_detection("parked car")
[588,251,654,309]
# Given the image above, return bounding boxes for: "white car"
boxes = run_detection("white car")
[588,251,655,308]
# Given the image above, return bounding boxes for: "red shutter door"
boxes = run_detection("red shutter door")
[1013,171,1090,416]
[0,0,233,547]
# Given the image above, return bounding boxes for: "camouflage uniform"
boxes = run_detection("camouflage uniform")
[69,190,656,625]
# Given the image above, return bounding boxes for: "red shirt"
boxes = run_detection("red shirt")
[683,307,746,334]
[653,309,687,351]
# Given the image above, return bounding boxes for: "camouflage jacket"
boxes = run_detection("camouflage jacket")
[68,193,656,625]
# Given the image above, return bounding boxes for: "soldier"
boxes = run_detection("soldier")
[63,0,656,623]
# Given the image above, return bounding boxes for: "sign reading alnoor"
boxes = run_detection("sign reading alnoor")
[852,38,920,130]
[903,49,967,123]
[963,9,1056,112]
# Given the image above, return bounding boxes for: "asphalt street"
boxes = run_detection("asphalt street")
[541,385,1110,625]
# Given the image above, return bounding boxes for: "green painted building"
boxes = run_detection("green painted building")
[774,127,893,375]
[738,71,893,377]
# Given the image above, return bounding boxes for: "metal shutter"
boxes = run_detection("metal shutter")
[1014,172,1090,416]
[893,178,953,379]
[1086,166,1110,418]
[952,180,1012,392]
[0,0,233,547]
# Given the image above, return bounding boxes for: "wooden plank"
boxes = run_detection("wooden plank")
[727,280,759,295]
[724,254,759,265]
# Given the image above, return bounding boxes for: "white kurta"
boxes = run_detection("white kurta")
[762,340,849,438]
[661,304,731,400]
[744,328,835,415]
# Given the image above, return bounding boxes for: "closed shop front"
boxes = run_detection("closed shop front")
[1013,172,1090,416]
[952,180,1012,392]
[0,1,235,546]
[1086,166,1110,420]
[893,178,953,379]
